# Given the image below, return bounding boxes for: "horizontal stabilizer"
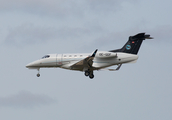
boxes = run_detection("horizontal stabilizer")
[130,33,153,40]
[99,64,122,71]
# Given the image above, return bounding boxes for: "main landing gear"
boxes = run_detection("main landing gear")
[85,70,94,79]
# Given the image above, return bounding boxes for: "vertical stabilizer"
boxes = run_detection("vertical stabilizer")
[110,33,153,54]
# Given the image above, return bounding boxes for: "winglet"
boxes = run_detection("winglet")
[91,49,98,57]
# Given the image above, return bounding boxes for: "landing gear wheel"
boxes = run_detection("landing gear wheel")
[89,74,94,79]
[37,73,40,77]
[85,71,90,76]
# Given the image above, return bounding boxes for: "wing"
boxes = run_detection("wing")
[70,49,98,71]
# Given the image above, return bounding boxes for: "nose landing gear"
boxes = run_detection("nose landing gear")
[37,73,40,77]
[37,69,40,77]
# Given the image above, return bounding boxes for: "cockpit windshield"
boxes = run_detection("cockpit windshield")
[42,55,50,59]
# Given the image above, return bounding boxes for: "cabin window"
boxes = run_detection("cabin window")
[69,55,72,57]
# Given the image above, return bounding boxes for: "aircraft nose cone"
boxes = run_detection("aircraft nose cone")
[26,60,41,68]
[26,63,33,68]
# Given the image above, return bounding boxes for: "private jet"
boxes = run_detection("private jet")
[26,33,153,79]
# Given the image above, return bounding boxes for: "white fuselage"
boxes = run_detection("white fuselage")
[26,51,138,71]
[26,32,152,79]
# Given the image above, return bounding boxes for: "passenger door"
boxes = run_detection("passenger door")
[56,54,62,66]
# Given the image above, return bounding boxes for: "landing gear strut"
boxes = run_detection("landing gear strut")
[37,69,40,77]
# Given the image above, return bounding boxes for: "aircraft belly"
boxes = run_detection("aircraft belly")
[118,54,138,64]
[40,63,57,67]
[92,53,138,69]
[92,60,116,68]
[60,60,83,71]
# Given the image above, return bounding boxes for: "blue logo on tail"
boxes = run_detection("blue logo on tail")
[126,45,131,50]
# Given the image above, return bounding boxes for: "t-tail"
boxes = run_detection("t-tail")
[110,33,153,54]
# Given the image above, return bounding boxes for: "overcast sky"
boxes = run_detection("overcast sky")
[0,0,172,120]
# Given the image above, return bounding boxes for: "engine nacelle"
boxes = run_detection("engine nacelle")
[96,51,117,58]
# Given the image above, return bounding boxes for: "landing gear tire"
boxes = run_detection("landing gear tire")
[37,73,40,77]
[85,71,90,76]
[89,74,94,79]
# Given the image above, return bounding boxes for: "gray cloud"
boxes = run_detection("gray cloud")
[4,23,101,47]
[86,0,130,11]
[0,0,136,16]
[91,25,172,48]
[149,25,172,43]
[0,91,56,108]
[6,23,171,48]
[4,24,57,46]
